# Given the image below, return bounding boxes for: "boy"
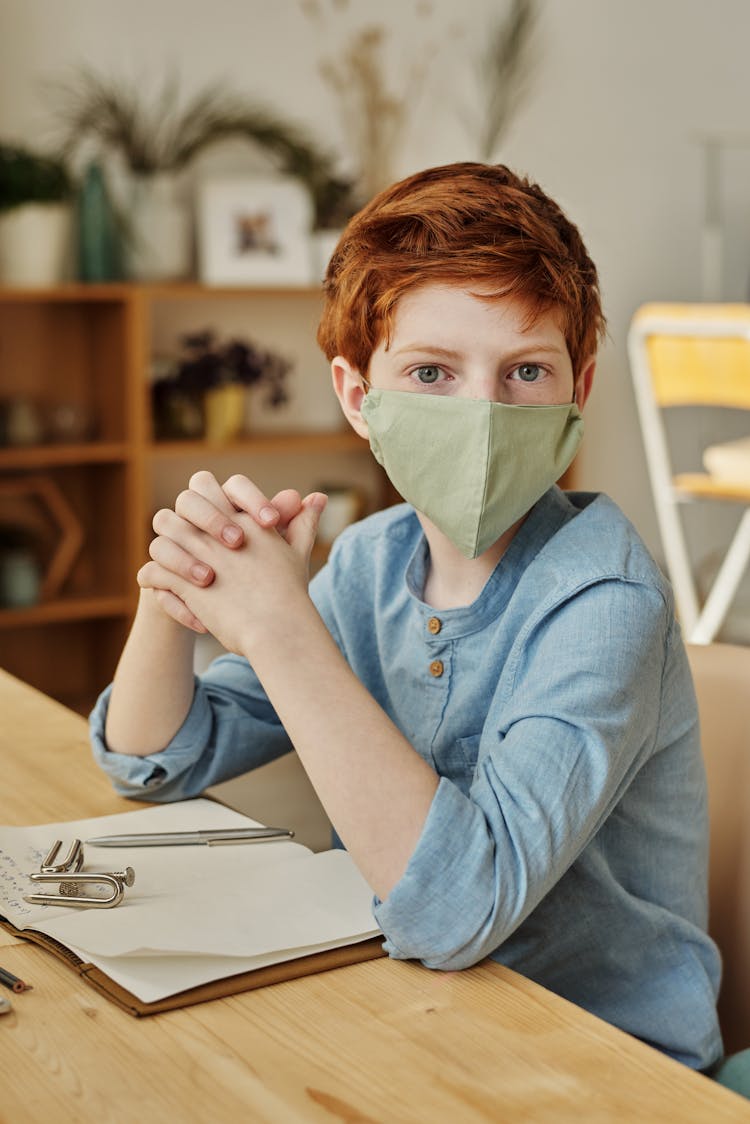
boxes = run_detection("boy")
[91,163,722,1070]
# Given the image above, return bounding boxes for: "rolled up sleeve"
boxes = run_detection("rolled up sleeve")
[375,578,671,969]
[89,654,293,801]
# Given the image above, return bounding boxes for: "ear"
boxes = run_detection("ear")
[331,356,369,439]
[574,356,596,412]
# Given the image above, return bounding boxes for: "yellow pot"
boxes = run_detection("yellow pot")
[204,384,246,443]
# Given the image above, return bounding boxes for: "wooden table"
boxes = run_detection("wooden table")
[1,669,748,1123]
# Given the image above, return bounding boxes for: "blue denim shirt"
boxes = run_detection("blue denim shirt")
[90,488,722,1069]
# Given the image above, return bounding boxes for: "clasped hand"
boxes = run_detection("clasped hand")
[137,471,327,655]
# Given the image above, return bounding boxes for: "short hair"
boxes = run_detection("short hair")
[317,162,605,379]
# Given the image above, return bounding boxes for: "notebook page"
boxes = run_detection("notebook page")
[0,798,380,1001]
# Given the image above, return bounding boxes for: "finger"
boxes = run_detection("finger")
[156,503,240,550]
[149,535,214,586]
[153,590,207,634]
[137,558,179,592]
[269,489,303,528]
[171,491,245,547]
[285,492,327,564]
[137,564,207,633]
[188,470,238,513]
[152,507,218,554]
[222,474,281,528]
[268,489,304,541]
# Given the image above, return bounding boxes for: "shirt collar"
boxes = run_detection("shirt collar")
[404,487,578,638]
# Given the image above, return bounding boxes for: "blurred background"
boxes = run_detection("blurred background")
[2,0,750,730]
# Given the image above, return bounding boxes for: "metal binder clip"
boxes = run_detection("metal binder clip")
[24,841,135,909]
[40,839,84,874]
[25,871,126,908]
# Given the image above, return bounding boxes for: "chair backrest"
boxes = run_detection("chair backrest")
[630,303,750,408]
[687,642,750,1053]
[628,303,750,639]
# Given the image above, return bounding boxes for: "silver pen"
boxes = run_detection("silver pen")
[85,827,295,847]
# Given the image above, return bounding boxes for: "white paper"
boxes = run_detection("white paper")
[0,799,380,1002]
[65,933,378,1004]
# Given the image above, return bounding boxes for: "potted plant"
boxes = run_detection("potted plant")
[0,144,73,286]
[152,329,292,443]
[53,70,357,281]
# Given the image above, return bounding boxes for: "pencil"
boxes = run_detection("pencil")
[0,966,32,993]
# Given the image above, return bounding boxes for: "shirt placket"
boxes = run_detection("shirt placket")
[421,614,452,760]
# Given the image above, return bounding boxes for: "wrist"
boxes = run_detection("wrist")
[238,589,326,666]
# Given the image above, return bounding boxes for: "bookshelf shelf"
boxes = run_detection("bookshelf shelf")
[0,284,379,710]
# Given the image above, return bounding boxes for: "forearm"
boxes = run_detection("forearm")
[134,479,438,896]
[104,589,197,755]
[245,597,439,900]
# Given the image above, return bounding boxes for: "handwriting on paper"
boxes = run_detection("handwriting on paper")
[0,844,46,924]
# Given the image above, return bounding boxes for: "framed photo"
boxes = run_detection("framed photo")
[197,176,314,286]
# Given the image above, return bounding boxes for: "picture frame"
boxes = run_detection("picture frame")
[196,176,314,287]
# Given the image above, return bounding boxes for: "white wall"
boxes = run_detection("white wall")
[3,0,750,621]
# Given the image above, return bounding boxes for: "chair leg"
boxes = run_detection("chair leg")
[690,509,750,644]
[628,326,701,633]
[657,491,701,637]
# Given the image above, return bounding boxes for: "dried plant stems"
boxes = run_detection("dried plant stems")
[320,26,426,204]
[302,0,432,207]
[475,0,537,161]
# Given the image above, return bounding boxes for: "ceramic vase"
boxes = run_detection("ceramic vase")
[126,174,191,281]
[0,203,72,286]
[77,162,123,282]
[204,384,246,443]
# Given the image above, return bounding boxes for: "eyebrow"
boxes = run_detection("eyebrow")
[392,342,567,359]
[391,344,463,359]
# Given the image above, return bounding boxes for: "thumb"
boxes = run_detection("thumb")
[285,492,327,561]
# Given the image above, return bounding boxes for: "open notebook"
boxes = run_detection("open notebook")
[0,798,384,1016]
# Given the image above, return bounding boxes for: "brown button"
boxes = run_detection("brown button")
[429,659,444,678]
[427,616,442,635]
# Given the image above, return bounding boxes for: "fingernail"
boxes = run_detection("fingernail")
[222,525,242,545]
[191,563,210,582]
[306,493,328,513]
[259,506,277,524]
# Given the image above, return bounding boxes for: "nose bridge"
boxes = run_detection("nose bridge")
[466,360,503,401]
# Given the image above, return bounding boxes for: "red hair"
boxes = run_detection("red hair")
[317,162,605,379]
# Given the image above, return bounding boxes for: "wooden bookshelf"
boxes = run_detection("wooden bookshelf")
[0,283,378,711]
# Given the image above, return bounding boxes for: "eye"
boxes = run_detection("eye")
[510,363,544,383]
[413,365,443,385]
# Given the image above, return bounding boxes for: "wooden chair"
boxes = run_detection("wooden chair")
[686,644,750,1097]
[629,304,750,643]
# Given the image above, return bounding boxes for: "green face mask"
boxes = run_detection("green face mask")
[361,388,583,558]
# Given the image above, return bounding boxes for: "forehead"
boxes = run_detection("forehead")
[382,283,568,351]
